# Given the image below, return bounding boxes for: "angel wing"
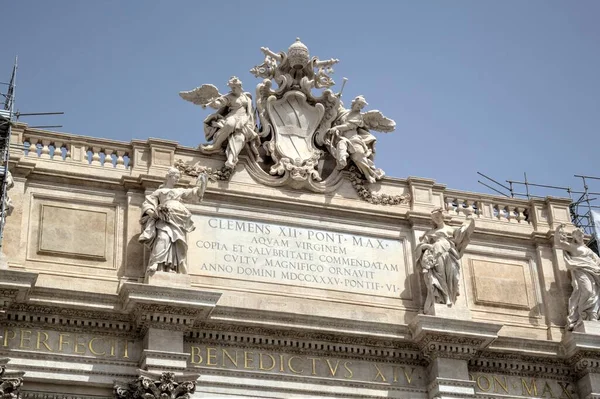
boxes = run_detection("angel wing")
[362,110,396,133]
[179,84,222,108]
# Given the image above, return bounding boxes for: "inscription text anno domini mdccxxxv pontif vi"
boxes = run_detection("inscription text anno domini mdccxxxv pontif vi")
[187,215,409,298]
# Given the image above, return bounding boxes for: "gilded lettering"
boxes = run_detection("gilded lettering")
[122,339,129,359]
[493,375,509,394]
[477,375,491,391]
[36,331,53,351]
[19,330,32,349]
[325,359,340,377]
[88,337,105,356]
[373,364,387,382]
[540,382,556,398]
[2,329,15,346]
[190,346,203,364]
[108,339,116,357]
[244,351,255,369]
[403,366,415,385]
[206,347,217,366]
[58,333,71,352]
[278,354,285,372]
[74,334,86,354]
[307,357,319,376]
[222,348,238,367]
[288,356,304,374]
[343,361,353,379]
[259,353,276,371]
[522,378,538,397]
[558,382,573,399]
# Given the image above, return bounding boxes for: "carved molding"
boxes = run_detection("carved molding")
[118,283,221,333]
[409,315,501,361]
[470,351,572,379]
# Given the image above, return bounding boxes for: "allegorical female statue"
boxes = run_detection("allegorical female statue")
[139,167,207,275]
[554,224,600,330]
[415,208,475,314]
[179,76,260,169]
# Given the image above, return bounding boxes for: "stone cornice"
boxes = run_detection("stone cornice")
[409,315,501,361]
[118,282,221,333]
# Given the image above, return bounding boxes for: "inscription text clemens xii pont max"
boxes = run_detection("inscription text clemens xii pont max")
[187,215,409,298]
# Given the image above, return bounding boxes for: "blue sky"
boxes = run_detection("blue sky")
[2,1,599,197]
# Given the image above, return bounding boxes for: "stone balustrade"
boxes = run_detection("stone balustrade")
[9,124,569,236]
[15,128,133,169]
[444,191,531,224]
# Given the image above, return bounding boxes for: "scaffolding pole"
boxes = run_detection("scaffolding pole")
[0,58,17,254]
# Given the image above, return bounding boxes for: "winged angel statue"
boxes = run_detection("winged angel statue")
[178,39,406,203]
[326,95,395,183]
[179,77,260,169]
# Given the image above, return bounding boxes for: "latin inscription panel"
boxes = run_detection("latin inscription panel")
[187,215,409,298]
[187,344,426,388]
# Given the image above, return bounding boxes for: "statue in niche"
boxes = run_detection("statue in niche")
[179,76,260,169]
[325,95,395,183]
[554,224,600,330]
[139,167,207,275]
[415,208,475,314]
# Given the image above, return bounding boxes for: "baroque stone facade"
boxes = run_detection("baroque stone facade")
[1,40,599,399]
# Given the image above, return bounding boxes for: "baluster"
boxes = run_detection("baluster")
[445,197,456,214]
[115,150,125,169]
[40,140,51,159]
[124,152,132,169]
[516,207,526,223]
[90,146,101,165]
[27,138,38,157]
[500,205,510,222]
[64,143,71,161]
[464,200,475,217]
[52,142,63,160]
[506,205,516,223]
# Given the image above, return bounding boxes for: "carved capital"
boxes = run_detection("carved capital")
[0,358,24,399]
[114,371,198,399]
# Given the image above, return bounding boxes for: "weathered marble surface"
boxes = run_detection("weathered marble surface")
[1,123,598,398]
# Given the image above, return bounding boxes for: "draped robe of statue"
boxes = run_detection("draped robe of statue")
[415,221,474,313]
[564,246,600,328]
[139,187,200,274]
[331,108,383,183]
[202,92,257,169]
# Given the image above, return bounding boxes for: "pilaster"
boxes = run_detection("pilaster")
[118,281,221,372]
[410,315,501,399]
[564,322,600,399]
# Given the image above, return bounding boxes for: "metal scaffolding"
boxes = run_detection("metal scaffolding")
[478,171,600,255]
[0,58,17,254]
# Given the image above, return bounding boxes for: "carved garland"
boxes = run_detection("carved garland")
[174,159,232,182]
[348,166,411,205]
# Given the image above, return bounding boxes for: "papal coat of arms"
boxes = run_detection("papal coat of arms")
[178,38,408,204]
